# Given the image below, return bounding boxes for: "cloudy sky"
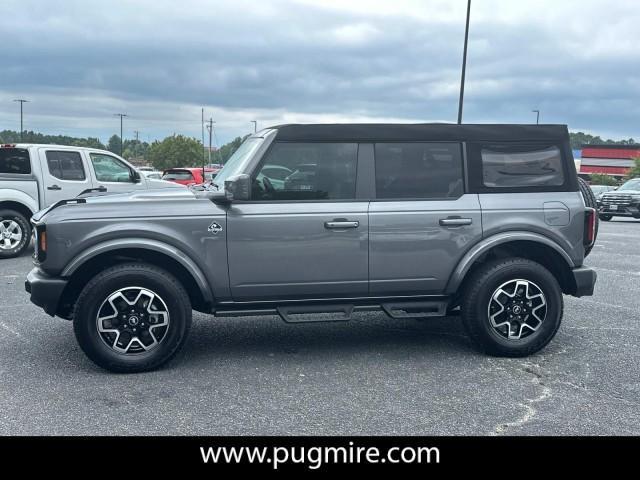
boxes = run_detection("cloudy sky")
[1,0,638,145]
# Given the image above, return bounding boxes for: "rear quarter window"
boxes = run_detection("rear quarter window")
[468,143,571,192]
[0,148,31,174]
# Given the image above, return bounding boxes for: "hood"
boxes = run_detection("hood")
[33,188,202,223]
[603,189,640,196]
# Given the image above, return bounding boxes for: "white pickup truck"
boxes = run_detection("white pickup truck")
[0,143,185,258]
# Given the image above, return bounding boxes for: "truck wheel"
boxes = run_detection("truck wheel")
[461,258,563,357]
[599,214,612,221]
[577,177,598,257]
[0,209,31,259]
[73,263,192,373]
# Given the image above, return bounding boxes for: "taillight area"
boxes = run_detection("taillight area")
[584,208,596,248]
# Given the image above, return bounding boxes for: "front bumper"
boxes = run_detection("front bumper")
[599,205,640,217]
[571,266,597,297]
[25,268,68,317]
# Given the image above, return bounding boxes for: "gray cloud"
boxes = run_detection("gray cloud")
[1,0,638,144]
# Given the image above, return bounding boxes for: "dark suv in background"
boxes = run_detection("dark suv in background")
[598,178,640,221]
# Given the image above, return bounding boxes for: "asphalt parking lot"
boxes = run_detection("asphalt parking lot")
[1,219,639,436]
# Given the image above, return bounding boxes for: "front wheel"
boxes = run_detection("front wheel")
[461,258,563,357]
[599,214,612,221]
[73,263,192,373]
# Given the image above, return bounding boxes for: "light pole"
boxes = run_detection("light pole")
[251,120,257,133]
[114,113,128,156]
[13,99,29,141]
[457,0,471,124]
[532,109,540,124]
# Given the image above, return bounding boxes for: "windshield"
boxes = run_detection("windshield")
[213,137,263,187]
[618,179,640,191]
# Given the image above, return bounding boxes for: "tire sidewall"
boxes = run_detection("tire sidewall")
[74,266,191,372]
[0,210,31,258]
[466,262,563,354]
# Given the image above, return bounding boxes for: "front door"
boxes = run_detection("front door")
[227,141,368,301]
[368,142,483,295]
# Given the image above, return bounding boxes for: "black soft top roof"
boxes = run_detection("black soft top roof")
[271,123,569,143]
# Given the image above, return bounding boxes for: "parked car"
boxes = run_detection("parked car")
[0,143,185,259]
[590,184,616,204]
[598,178,640,221]
[25,124,598,372]
[140,170,163,180]
[161,167,218,186]
[137,166,155,172]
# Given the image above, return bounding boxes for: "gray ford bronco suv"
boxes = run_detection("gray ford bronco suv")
[25,124,598,372]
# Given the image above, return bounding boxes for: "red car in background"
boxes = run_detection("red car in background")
[161,167,219,186]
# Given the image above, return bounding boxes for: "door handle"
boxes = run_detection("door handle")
[439,217,472,227]
[47,185,62,191]
[324,219,360,229]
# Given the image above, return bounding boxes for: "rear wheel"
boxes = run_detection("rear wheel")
[461,258,563,357]
[577,177,599,257]
[0,209,31,259]
[73,263,192,373]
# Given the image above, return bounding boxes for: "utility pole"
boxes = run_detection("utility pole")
[133,130,140,161]
[114,113,128,156]
[201,108,206,166]
[13,99,29,141]
[532,109,540,124]
[206,118,215,166]
[457,0,471,124]
[251,120,257,133]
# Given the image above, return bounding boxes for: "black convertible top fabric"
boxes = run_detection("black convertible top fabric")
[271,123,569,143]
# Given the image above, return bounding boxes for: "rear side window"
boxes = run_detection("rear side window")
[479,145,564,188]
[374,143,464,199]
[252,142,358,200]
[0,148,31,174]
[46,151,86,181]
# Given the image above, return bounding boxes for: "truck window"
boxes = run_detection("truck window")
[252,142,358,201]
[0,148,31,174]
[46,151,86,181]
[374,143,463,199]
[480,145,564,188]
[90,153,133,183]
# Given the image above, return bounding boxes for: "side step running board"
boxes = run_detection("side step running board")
[381,301,447,319]
[277,304,354,323]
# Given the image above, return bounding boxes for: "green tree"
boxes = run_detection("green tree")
[589,173,618,186]
[107,134,122,154]
[0,129,106,149]
[147,135,203,170]
[628,158,640,179]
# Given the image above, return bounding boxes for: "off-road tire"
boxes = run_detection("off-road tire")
[578,177,598,257]
[73,263,192,373]
[462,258,563,357]
[0,209,31,259]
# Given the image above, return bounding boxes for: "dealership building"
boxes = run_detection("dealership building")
[579,144,640,179]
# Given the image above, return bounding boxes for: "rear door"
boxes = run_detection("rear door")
[368,142,482,295]
[39,148,94,206]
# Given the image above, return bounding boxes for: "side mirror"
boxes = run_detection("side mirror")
[206,174,251,204]
[132,170,142,183]
[224,174,251,201]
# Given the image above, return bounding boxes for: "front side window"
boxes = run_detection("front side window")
[46,151,86,181]
[0,148,31,174]
[481,145,564,188]
[375,143,464,199]
[90,153,133,183]
[252,142,358,201]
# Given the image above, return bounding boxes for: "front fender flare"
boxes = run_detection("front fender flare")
[61,238,214,305]
[445,231,575,295]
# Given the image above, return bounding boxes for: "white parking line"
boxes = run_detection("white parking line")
[0,321,26,341]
